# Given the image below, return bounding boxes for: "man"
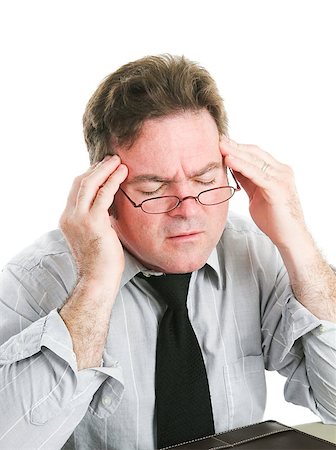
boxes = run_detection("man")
[0,54,335,450]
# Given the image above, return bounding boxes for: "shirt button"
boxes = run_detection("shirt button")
[102,396,112,406]
[313,325,326,336]
[112,361,119,368]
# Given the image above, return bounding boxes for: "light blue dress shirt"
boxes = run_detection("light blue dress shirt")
[0,212,335,449]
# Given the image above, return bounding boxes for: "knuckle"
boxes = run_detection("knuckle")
[80,216,94,230]
[105,174,121,191]
[95,187,107,199]
[59,214,73,233]
[107,177,120,190]
[60,211,87,232]
[73,174,82,183]
[73,175,84,187]
[58,215,66,230]
[282,164,294,179]
[80,177,90,189]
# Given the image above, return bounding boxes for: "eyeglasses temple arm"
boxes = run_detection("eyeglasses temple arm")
[228,168,242,191]
[119,188,139,207]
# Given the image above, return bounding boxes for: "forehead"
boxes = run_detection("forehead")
[118,110,221,177]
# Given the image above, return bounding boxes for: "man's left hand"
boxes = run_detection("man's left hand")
[220,136,310,250]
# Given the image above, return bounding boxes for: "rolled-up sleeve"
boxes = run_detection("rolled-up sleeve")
[261,258,336,424]
[301,320,336,422]
[0,247,124,449]
[0,311,102,447]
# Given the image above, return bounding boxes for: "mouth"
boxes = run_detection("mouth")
[167,231,203,241]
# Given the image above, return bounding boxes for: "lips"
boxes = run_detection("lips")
[168,231,203,239]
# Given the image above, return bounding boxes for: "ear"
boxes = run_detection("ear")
[108,203,118,220]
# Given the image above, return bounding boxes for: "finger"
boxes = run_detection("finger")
[90,164,128,216]
[220,138,276,166]
[220,138,280,170]
[225,154,275,192]
[63,159,105,212]
[231,169,258,198]
[76,155,124,214]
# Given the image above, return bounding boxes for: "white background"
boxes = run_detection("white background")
[0,0,335,427]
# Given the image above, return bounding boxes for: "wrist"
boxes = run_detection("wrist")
[78,270,123,295]
[276,230,321,278]
[274,222,314,255]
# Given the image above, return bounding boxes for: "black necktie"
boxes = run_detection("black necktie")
[137,272,215,449]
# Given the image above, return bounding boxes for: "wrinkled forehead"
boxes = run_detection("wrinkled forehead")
[116,110,222,179]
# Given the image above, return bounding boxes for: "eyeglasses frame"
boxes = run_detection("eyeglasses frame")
[119,168,241,214]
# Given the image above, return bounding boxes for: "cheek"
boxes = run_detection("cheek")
[112,208,162,246]
[205,203,229,236]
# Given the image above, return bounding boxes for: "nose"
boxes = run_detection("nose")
[168,194,200,218]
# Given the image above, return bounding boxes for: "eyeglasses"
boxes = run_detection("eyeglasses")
[119,168,241,214]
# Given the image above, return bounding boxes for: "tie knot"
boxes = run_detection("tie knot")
[137,272,192,309]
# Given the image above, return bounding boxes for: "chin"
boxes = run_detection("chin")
[156,257,209,274]
[132,240,215,274]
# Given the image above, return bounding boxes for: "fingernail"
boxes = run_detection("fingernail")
[103,155,113,162]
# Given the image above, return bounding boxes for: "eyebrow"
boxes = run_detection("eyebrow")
[127,162,222,185]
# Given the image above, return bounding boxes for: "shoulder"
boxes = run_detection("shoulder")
[6,229,73,272]
[218,211,281,270]
[224,211,269,239]
[0,231,76,334]
[1,230,77,312]
[3,230,77,296]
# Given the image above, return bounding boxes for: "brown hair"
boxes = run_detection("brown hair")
[83,54,228,164]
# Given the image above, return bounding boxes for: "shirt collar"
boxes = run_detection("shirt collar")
[120,244,222,288]
[120,250,149,288]
[205,246,221,281]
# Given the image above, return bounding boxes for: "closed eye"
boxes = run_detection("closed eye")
[141,179,217,195]
[140,186,164,196]
[196,179,216,186]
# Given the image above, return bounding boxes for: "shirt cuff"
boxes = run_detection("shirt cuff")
[46,310,124,386]
[1,308,124,384]
[278,296,322,361]
[306,319,336,346]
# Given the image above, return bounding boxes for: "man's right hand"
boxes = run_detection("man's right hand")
[58,155,128,369]
[59,155,128,286]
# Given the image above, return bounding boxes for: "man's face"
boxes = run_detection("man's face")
[111,109,229,273]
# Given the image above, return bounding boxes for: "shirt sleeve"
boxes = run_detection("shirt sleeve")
[261,257,336,424]
[301,320,336,422]
[0,260,124,449]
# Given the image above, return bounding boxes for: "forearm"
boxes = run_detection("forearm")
[277,230,336,322]
[221,137,336,322]
[60,275,121,370]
